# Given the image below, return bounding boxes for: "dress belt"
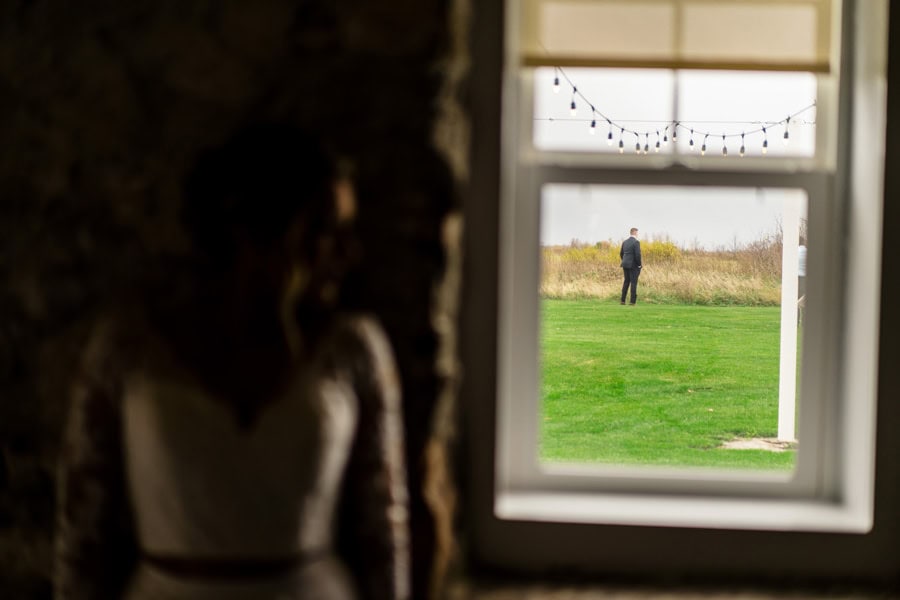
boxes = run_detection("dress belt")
[143,551,325,580]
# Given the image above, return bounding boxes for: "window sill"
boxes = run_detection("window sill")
[496,491,873,533]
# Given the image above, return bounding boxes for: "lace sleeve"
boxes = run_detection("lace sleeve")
[54,325,137,600]
[335,316,410,600]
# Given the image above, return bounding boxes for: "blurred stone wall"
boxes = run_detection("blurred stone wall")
[0,1,468,597]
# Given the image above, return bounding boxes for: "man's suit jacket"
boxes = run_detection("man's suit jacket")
[620,236,642,269]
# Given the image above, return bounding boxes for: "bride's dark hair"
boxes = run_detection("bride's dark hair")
[181,123,338,269]
[163,124,350,426]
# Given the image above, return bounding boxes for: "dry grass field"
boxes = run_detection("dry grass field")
[541,238,783,305]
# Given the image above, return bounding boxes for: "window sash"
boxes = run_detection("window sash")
[497,166,837,502]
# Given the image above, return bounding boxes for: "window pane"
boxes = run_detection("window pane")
[538,184,807,471]
[534,68,817,159]
[676,71,817,157]
[533,67,675,153]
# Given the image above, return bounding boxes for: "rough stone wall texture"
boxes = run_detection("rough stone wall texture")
[0,1,467,597]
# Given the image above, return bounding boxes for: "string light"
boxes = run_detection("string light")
[541,67,814,158]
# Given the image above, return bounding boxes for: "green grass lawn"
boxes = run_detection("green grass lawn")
[540,299,797,470]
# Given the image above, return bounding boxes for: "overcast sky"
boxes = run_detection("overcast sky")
[534,68,815,248]
[541,184,806,249]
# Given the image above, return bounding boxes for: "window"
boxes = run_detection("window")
[537,184,808,473]
[527,67,818,479]
[462,0,888,577]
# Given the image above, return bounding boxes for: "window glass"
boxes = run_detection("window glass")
[533,68,674,153]
[676,71,817,157]
[538,184,808,472]
[533,67,816,158]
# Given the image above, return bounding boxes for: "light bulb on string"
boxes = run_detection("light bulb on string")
[618,128,624,154]
[540,68,813,159]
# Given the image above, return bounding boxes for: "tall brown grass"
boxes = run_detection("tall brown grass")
[541,237,783,305]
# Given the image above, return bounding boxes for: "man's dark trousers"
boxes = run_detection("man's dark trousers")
[621,267,640,304]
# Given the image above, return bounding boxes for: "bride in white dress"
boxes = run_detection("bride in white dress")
[54,125,410,599]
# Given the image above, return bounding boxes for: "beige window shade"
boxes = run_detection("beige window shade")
[521,0,834,72]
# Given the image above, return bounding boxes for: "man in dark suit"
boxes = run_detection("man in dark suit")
[620,227,642,305]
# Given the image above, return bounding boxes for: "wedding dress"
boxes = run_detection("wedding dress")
[55,315,408,600]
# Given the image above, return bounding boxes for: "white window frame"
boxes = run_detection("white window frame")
[461,0,887,575]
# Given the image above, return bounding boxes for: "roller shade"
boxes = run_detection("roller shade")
[521,0,834,72]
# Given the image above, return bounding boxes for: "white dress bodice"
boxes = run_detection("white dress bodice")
[120,361,360,599]
[122,371,357,559]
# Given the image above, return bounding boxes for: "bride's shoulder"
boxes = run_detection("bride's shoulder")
[321,313,395,368]
[80,309,163,379]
